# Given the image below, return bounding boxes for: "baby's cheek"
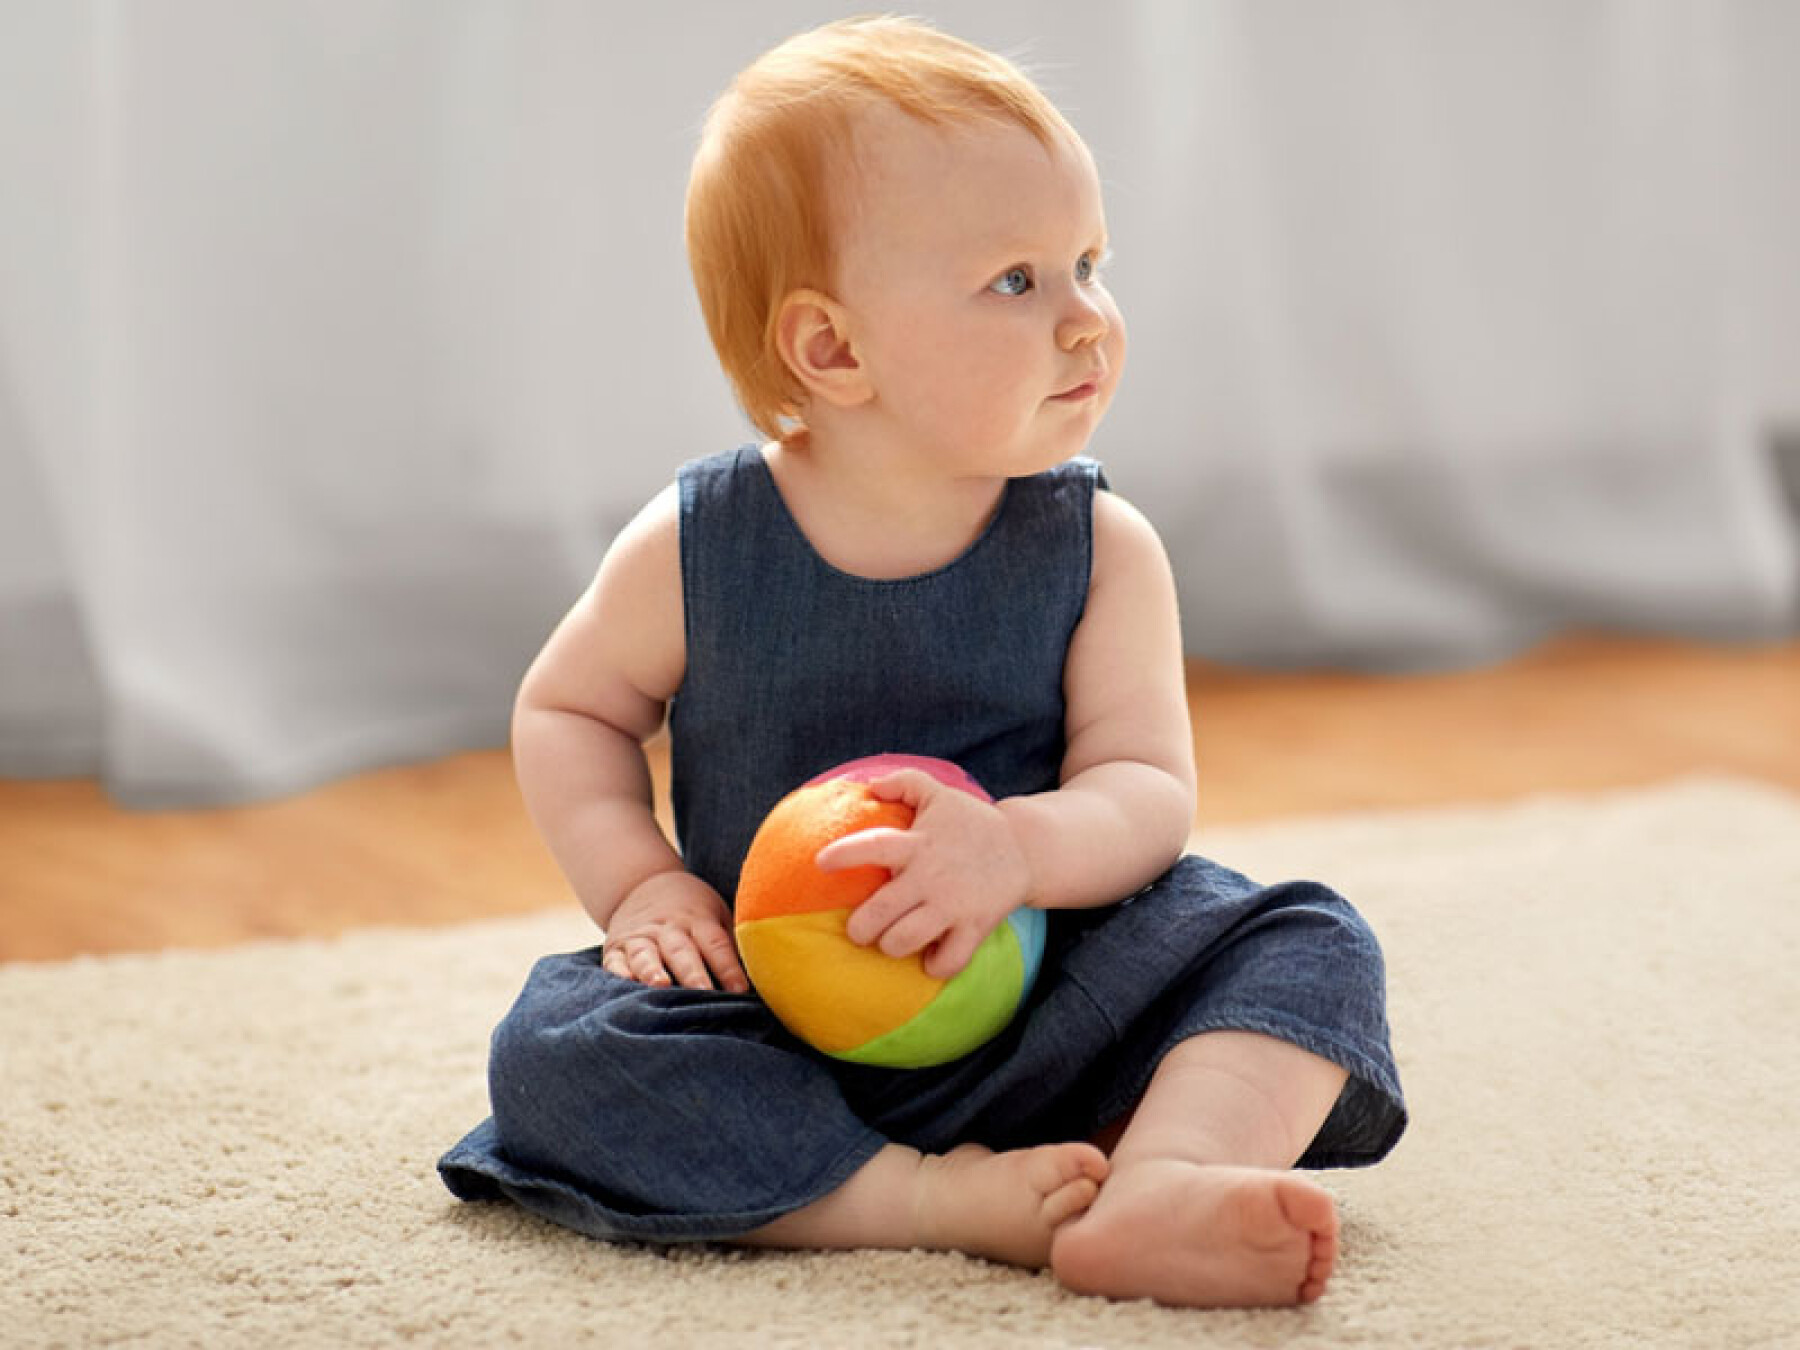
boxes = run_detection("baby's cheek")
[1101,301,1128,377]
[922,362,1015,438]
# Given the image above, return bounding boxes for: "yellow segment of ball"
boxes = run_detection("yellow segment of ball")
[735,906,941,1053]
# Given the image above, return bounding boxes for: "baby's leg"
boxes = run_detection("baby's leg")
[1051,1030,1349,1307]
[739,1140,1108,1269]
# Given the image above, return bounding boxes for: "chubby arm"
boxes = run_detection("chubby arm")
[511,484,747,992]
[999,488,1197,906]
[822,490,1195,975]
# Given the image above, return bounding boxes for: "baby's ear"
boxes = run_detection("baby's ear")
[775,290,872,409]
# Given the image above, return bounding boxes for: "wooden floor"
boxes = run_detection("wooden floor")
[3,632,1796,963]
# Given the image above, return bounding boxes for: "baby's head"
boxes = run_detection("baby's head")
[686,16,1085,442]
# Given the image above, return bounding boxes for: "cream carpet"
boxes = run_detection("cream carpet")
[4,777,1797,1349]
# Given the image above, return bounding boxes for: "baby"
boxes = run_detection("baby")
[441,16,1404,1308]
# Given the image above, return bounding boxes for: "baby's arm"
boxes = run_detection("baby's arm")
[1003,489,1198,904]
[823,491,1195,975]
[512,485,748,992]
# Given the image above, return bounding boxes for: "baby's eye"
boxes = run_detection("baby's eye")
[990,266,1033,297]
[1075,249,1112,284]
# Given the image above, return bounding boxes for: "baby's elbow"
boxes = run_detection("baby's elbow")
[510,677,557,755]
[1117,759,1195,870]
[1155,767,1197,858]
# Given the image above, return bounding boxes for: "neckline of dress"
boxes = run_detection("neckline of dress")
[745,446,1017,587]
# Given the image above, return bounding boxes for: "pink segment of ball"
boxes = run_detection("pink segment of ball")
[804,753,992,803]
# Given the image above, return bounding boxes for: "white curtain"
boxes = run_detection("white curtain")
[2,1,1796,806]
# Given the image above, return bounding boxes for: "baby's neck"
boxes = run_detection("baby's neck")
[761,438,1006,581]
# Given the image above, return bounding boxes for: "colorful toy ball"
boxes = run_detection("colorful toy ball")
[734,753,1046,1069]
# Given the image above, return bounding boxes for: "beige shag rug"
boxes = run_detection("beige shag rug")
[4,777,1798,1349]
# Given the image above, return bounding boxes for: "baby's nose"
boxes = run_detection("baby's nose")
[1056,291,1110,350]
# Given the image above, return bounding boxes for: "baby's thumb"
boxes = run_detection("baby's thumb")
[868,768,937,808]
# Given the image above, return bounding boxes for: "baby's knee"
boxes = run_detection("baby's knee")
[486,1004,573,1149]
[482,963,624,1164]
[1271,882,1391,1004]
[1323,891,1386,975]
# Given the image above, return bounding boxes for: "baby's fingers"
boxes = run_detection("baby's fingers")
[816,825,913,875]
[864,768,940,808]
[601,943,636,982]
[656,930,722,991]
[843,875,924,947]
[692,923,751,994]
[921,924,985,981]
[872,902,952,961]
[605,937,674,988]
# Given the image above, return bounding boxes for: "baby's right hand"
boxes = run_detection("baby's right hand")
[600,871,750,994]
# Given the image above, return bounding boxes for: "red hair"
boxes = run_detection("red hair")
[684,16,1078,441]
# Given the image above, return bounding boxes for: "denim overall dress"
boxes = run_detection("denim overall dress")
[439,446,1406,1242]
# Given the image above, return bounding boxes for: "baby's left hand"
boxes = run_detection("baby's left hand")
[814,768,1032,980]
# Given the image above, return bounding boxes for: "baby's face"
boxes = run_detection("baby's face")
[829,106,1125,478]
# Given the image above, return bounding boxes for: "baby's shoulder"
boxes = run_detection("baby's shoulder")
[1087,485,1174,587]
[591,482,683,611]
[611,480,682,556]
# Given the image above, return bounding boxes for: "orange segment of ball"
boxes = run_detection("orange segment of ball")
[734,779,914,922]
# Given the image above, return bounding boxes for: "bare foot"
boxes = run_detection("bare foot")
[915,1142,1110,1269]
[1050,1160,1339,1307]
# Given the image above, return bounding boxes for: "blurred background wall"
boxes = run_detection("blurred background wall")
[2,0,1796,806]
